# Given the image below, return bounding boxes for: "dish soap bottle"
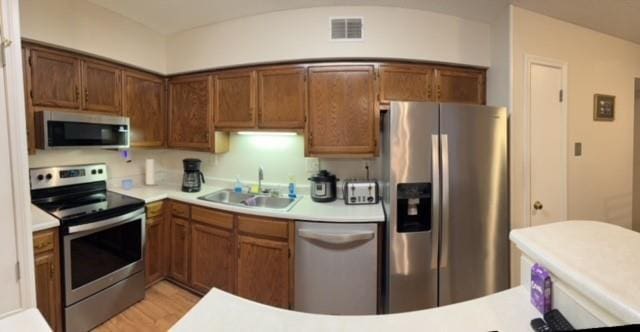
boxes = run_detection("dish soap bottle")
[288,175,297,199]
[234,176,243,193]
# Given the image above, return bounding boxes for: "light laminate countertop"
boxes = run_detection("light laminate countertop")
[31,204,60,232]
[110,183,385,223]
[171,286,539,332]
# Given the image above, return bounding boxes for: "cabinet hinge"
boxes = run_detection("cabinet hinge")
[559,89,564,102]
[15,261,20,281]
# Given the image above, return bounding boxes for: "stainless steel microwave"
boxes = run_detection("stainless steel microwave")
[35,110,130,149]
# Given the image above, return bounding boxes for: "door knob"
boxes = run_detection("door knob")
[533,201,543,210]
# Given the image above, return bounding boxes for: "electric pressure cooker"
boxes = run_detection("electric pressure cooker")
[308,170,338,202]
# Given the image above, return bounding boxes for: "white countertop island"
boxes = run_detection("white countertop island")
[171,286,539,332]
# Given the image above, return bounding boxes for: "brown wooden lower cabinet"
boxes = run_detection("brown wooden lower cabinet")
[145,215,166,287]
[169,215,191,284]
[237,235,290,309]
[190,222,235,293]
[165,201,293,308]
[33,228,62,332]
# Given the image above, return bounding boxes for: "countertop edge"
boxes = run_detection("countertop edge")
[510,221,640,324]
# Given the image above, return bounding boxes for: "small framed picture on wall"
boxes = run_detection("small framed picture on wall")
[593,94,615,121]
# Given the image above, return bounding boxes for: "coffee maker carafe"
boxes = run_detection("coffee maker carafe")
[182,158,205,192]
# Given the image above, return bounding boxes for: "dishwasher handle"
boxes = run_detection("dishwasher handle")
[298,228,375,245]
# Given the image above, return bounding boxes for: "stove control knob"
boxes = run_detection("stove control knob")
[98,169,103,174]
[45,173,52,180]
[91,169,97,175]
[37,174,44,181]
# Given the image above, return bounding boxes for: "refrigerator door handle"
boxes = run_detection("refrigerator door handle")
[431,134,440,270]
[440,134,450,269]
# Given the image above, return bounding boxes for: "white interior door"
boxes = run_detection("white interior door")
[528,60,567,226]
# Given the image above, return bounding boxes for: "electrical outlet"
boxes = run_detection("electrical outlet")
[305,158,319,173]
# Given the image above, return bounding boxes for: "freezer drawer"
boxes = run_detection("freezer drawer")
[294,221,378,315]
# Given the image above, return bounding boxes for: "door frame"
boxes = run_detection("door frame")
[523,54,568,227]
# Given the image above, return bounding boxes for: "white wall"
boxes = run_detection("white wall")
[633,79,640,232]
[28,134,376,190]
[20,0,166,73]
[511,7,640,235]
[167,6,491,74]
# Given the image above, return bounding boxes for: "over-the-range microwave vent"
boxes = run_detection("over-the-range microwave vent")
[330,17,363,41]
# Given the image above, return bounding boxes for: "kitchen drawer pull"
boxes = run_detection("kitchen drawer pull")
[298,229,374,245]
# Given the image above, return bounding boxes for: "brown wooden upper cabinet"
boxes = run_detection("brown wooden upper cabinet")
[169,75,214,151]
[123,70,165,147]
[307,65,377,157]
[29,48,81,109]
[214,70,256,129]
[379,64,435,102]
[257,67,306,129]
[81,59,121,113]
[435,67,485,104]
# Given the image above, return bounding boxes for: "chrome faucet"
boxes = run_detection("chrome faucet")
[258,165,264,193]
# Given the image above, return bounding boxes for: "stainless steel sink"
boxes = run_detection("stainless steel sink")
[242,196,297,210]
[199,189,254,204]
[198,189,301,211]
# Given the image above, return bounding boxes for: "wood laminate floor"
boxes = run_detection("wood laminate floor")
[92,281,201,332]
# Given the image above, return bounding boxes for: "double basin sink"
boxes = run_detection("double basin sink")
[198,189,301,211]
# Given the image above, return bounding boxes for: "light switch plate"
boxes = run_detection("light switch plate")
[574,142,582,156]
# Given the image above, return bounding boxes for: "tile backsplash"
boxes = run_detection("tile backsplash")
[28,134,380,188]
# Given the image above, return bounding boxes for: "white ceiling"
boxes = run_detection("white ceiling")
[87,0,640,45]
[86,0,510,35]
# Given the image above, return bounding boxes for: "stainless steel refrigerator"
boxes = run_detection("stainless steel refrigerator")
[381,102,509,313]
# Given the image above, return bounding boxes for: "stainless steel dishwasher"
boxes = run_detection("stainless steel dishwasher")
[294,220,379,315]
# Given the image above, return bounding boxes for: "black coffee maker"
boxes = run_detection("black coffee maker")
[182,159,205,192]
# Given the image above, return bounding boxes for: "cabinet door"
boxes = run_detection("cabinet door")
[81,59,122,113]
[307,66,377,156]
[214,70,256,129]
[145,216,166,287]
[190,223,235,293]
[435,68,485,104]
[123,71,165,147]
[237,235,289,308]
[30,48,81,109]
[169,216,190,284]
[257,67,306,129]
[379,64,434,102]
[33,229,61,332]
[169,75,213,151]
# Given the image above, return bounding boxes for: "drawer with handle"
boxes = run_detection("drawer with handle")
[33,229,55,254]
[146,200,165,218]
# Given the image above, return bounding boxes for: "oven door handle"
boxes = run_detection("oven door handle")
[67,208,145,234]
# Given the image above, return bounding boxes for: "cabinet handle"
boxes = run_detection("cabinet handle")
[75,86,79,101]
[84,88,89,103]
[308,132,313,145]
[50,263,54,279]
[437,85,442,100]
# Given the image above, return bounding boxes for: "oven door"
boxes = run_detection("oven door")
[63,208,145,306]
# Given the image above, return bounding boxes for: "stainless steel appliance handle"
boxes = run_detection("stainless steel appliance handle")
[298,228,374,245]
[440,134,450,268]
[431,134,440,269]
[67,208,145,234]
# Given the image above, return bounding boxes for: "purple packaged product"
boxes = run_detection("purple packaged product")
[531,263,552,314]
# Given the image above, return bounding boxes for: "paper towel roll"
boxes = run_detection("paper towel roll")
[145,159,155,185]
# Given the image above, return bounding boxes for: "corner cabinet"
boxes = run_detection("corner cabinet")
[123,70,166,147]
[168,75,214,151]
[33,228,62,332]
[306,65,378,157]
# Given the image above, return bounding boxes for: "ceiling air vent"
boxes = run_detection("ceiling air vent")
[330,17,363,41]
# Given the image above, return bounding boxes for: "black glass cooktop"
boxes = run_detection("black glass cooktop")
[33,189,145,224]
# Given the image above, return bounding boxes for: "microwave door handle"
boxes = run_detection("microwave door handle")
[298,228,374,245]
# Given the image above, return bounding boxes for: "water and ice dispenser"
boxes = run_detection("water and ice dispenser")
[396,183,431,233]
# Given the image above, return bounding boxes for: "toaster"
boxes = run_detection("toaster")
[343,180,379,205]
